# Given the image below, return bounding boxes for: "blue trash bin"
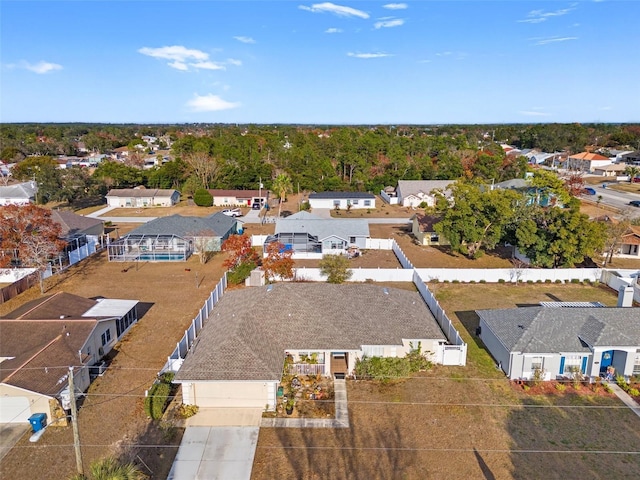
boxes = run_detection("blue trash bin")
[28,413,47,433]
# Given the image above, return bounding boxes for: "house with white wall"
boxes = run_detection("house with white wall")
[0,181,38,205]
[477,306,640,381]
[308,192,376,210]
[174,283,447,410]
[0,292,138,423]
[395,180,455,208]
[106,188,180,207]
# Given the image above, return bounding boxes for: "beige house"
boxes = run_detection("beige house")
[208,189,268,207]
[0,293,138,424]
[174,283,447,411]
[410,214,449,246]
[592,163,627,177]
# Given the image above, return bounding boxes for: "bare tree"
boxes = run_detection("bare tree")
[183,152,219,189]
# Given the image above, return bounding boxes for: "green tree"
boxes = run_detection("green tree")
[271,173,293,218]
[530,170,570,205]
[93,161,145,188]
[515,206,606,268]
[193,188,213,207]
[319,254,352,283]
[434,184,519,259]
[625,166,640,183]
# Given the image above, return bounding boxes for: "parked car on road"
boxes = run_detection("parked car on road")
[629,201,640,207]
[222,208,242,217]
[583,187,597,195]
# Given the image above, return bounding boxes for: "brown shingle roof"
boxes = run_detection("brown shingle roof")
[3,292,98,320]
[175,283,445,382]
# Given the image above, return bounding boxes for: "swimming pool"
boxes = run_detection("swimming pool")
[138,253,188,261]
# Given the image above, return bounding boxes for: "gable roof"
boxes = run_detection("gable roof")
[3,292,98,319]
[275,217,369,240]
[477,307,640,354]
[127,212,237,238]
[106,188,179,198]
[397,180,455,198]
[308,191,375,200]
[208,189,265,198]
[412,214,442,232]
[50,210,104,237]
[175,283,446,382]
[0,181,38,200]
[493,178,530,190]
[568,152,610,161]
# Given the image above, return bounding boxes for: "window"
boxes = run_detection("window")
[330,241,343,249]
[563,355,581,374]
[333,200,340,207]
[430,234,439,242]
[349,236,356,244]
[101,329,111,346]
[364,200,371,206]
[362,346,384,357]
[352,199,359,205]
[531,357,543,370]
[634,354,640,375]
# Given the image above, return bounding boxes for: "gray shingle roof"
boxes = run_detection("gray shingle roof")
[275,217,369,240]
[0,181,37,201]
[175,283,445,382]
[397,180,454,198]
[477,307,640,354]
[50,210,104,237]
[127,212,236,237]
[106,188,178,198]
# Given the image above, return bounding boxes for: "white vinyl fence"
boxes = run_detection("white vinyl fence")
[392,240,414,269]
[415,267,603,284]
[365,238,394,250]
[294,267,414,282]
[161,272,227,373]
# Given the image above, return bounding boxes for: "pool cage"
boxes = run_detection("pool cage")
[107,234,192,262]
[264,232,322,253]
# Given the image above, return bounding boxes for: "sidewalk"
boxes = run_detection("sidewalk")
[606,382,640,419]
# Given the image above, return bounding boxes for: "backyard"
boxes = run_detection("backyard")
[251,282,640,479]
[0,250,229,480]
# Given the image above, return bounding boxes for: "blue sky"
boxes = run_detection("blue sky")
[1,1,638,124]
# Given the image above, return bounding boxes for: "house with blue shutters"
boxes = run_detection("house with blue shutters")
[476,306,640,381]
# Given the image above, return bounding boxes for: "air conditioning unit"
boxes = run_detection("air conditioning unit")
[90,361,108,378]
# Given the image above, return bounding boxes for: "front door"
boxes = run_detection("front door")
[331,352,348,378]
[600,350,614,374]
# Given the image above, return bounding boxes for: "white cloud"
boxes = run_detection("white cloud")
[599,106,612,111]
[234,36,256,44]
[533,36,578,45]
[299,2,369,19]
[325,27,343,33]
[16,61,63,74]
[383,3,407,10]
[374,18,404,29]
[519,110,551,117]
[139,45,233,71]
[227,58,242,66]
[186,94,240,112]
[518,6,576,23]
[347,52,392,58]
[436,51,452,56]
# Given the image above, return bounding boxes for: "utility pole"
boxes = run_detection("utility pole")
[68,367,84,476]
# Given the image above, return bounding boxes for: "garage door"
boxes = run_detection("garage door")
[195,382,268,408]
[0,397,30,423]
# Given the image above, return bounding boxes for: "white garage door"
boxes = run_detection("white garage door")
[195,382,268,408]
[0,397,31,423]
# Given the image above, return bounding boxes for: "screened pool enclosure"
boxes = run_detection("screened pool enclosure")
[107,234,192,262]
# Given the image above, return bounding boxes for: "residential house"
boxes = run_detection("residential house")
[50,210,105,264]
[0,181,38,205]
[308,192,376,210]
[477,306,640,381]
[617,225,640,258]
[105,188,180,208]
[395,180,454,208]
[621,151,640,165]
[566,152,612,173]
[107,212,241,262]
[0,292,138,423]
[492,178,564,208]
[208,189,268,207]
[174,283,447,410]
[592,163,627,177]
[410,214,449,246]
[263,211,369,257]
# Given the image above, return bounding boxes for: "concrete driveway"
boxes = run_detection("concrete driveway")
[0,424,29,462]
[167,426,259,480]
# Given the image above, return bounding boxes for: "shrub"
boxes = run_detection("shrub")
[144,375,173,420]
[555,279,563,284]
[523,385,530,391]
[536,280,542,283]
[555,383,566,392]
[193,188,213,207]
[526,280,534,284]
[178,404,200,418]
[227,261,256,285]
[544,279,552,283]
[355,343,432,381]
[629,388,640,397]
[603,384,613,393]
[571,278,580,284]
[479,279,486,283]
[452,280,460,284]
[498,279,506,284]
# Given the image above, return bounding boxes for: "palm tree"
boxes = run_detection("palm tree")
[625,166,640,183]
[272,173,293,218]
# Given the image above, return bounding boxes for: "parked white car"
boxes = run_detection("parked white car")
[221,208,242,217]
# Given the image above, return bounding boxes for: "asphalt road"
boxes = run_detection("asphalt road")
[585,185,640,216]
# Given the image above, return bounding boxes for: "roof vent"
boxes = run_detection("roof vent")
[517,325,525,329]
[267,285,274,292]
[382,288,389,295]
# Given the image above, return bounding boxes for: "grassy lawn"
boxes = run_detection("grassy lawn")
[253,282,640,479]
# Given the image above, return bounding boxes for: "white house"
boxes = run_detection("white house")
[566,152,612,173]
[308,192,376,210]
[395,180,455,208]
[174,283,447,410]
[0,181,38,205]
[0,292,138,423]
[105,188,180,207]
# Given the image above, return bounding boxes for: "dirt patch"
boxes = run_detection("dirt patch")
[267,375,336,419]
[0,251,229,480]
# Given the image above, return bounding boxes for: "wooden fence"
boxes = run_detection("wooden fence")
[0,270,40,304]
